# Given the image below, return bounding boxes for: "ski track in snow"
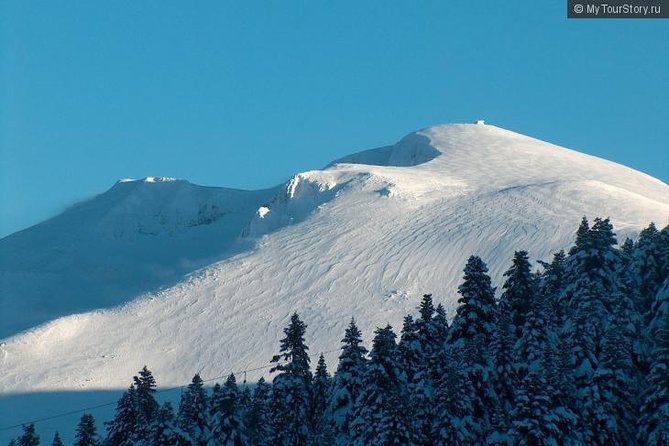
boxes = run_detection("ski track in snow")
[1,123,668,441]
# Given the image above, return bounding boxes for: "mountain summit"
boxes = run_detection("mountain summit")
[1,123,668,397]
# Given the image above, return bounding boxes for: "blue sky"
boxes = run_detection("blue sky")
[1,1,668,238]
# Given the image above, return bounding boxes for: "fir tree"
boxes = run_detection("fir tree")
[270,312,312,446]
[632,223,665,319]
[17,424,39,446]
[447,256,498,428]
[178,373,210,446]
[210,374,247,446]
[639,304,669,444]
[350,325,412,446]
[311,355,334,445]
[50,433,63,446]
[398,314,421,384]
[488,305,516,433]
[106,384,139,446]
[434,354,477,445]
[499,250,535,339]
[596,316,638,445]
[246,377,272,446]
[538,250,567,323]
[326,318,367,446]
[409,295,445,445]
[448,255,497,354]
[133,366,159,442]
[74,414,100,446]
[145,402,185,446]
[509,300,568,445]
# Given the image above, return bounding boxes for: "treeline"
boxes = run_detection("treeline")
[8,217,669,445]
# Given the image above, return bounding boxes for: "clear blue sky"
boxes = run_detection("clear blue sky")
[1,1,668,238]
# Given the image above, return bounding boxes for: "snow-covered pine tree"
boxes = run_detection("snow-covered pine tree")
[499,250,535,340]
[632,223,665,320]
[448,255,497,355]
[145,402,185,446]
[538,250,567,323]
[508,297,568,445]
[639,286,669,445]
[326,318,367,446]
[350,325,412,446]
[17,424,39,446]
[398,314,421,384]
[178,373,210,446]
[561,217,623,444]
[246,377,273,446]
[311,354,334,445]
[486,303,516,443]
[210,374,247,446]
[433,303,449,345]
[133,366,159,443]
[447,256,498,430]
[106,384,139,446]
[74,414,100,446]
[409,294,445,445]
[508,367,560,445]
[433,353,477,445]
[595,304,638,446]
[50,432,63,446]
[270,312,312,446]
[238,385,252,420]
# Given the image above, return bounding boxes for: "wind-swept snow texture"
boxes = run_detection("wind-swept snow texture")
[1,124,668,440]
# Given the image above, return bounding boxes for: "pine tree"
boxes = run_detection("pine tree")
[508,369,560,445]
[487,304,516,438]
[433,303,449,345]
[270,312,312,446]
[311,355,333,445]
[408,295,445,445]
[632,223,665,319]
[246,377,272,446]
[508,299,567,445]
[447,256,498,429]
[145,402,185,446]
[596,311,638,445]
[434,354,478,445]
[50,432,63,446]
[133,366,159,442]
[17,424,39,446]
[398,314,421,384]
[74,414,100,446]
[210,374,247,446]
[639,301,669,444]
[326,318,367,446]
[178,373,210,445]
[499,250,535,339]
[448,256,497,354]
[560,217,623,444]
[350,325,411,446]
[106,384,139,446]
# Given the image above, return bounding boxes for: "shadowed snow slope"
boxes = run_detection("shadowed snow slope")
[1,124,668,437]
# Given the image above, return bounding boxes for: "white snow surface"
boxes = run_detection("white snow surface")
[1,123,669,439]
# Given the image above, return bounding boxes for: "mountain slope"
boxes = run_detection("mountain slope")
[1,123,668,406]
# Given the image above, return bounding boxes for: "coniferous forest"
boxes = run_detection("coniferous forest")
[9,217,669,446]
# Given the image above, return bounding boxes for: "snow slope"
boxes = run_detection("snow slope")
[1,123,668,440]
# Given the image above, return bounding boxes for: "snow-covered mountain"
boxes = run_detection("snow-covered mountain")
[1,123,668,438]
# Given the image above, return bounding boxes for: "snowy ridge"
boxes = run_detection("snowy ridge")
[1,123,669,438]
